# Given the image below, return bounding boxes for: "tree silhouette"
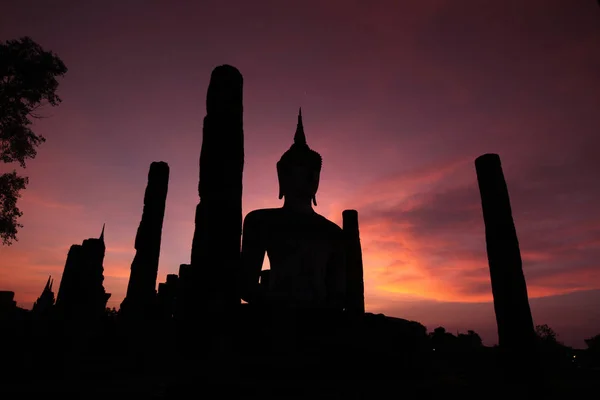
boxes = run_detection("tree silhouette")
[0,37,67,245]
[585,334,600,352]
[534,324,573,368]
[429,326,458,351]
[535,324,558,343]
[105,307,118,318]
[0,172,27,245]
[457,330,483,349]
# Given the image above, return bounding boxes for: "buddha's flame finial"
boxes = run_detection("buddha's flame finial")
[294,107,306,146]
[99,223,105,241]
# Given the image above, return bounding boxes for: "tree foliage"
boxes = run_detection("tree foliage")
[535,324,558,343]
[0,36,67,245]
[0,171,27,245]
[457,329,483,348]
[428,326,484,351]
[585,334,600,352]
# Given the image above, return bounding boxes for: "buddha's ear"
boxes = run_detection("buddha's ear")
[313,173,320,206]
[276,162,284,200]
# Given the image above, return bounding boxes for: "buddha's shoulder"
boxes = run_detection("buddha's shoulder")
[244,208,281,223]
[313,213,343,236]
[244,209,342,231]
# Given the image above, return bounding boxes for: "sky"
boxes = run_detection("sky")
[1,0,599,348]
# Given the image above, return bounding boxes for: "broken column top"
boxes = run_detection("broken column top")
[475,153,501,169]
[68,244,83,253]
[342,209,359,231]
[149,161,170,175]
[212,64,242,80]
[0,291,15,301]
[342,209,358,219]
[206,64,243,115]
[178,264,191,278]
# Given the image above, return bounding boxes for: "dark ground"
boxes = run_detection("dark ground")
[2,311,599,398]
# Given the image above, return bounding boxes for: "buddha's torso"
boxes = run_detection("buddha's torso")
[251,208,343,308]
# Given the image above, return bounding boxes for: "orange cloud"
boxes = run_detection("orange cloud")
[324,153,600,309]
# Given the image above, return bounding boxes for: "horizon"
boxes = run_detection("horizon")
[1,0,600,349]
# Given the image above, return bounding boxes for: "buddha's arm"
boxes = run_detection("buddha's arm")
[326,237,347,310]
[239,212,266,304]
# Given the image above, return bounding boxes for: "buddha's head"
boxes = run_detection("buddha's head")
[276,108,322,206]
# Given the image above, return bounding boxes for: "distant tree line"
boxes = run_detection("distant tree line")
[428,324,599,352]
[428,326,483,351]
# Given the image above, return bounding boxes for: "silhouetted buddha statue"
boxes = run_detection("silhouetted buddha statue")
[240,109,346,311]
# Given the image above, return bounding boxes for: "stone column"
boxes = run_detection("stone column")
[32,276,55,317]
[80,234,110,319]
[342,210,365,315]
[0,291,17,321]
[55,244,83,315]
[475,154,536,354]
[157,274,179,319]
[120,161,170,319]
[188,65,244,315]
[56,228,109,322]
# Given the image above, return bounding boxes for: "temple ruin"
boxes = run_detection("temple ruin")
[0,62,564,394]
